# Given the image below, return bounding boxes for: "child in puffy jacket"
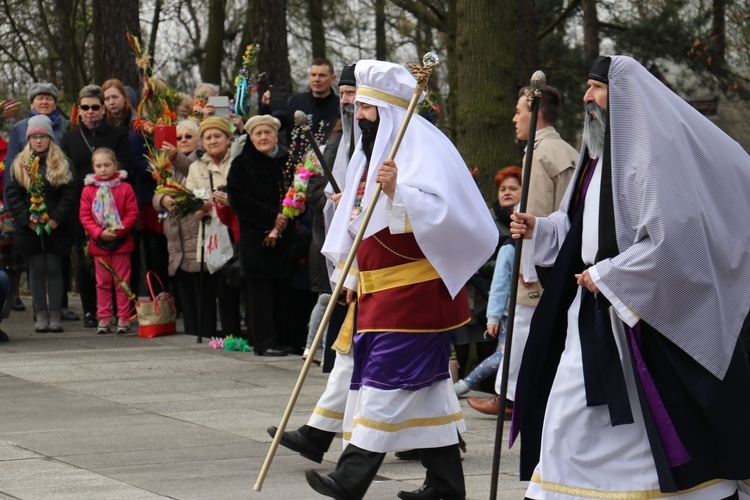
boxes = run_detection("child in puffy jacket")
[79,147,138,334]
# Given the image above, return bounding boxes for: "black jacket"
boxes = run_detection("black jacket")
[61,122,133,187]
[6,153,76,255]
[306,130,342,293]
[61,122,134,241]
[227,139,295,279]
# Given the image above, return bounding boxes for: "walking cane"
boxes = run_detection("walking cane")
[489,70,546,500]
[254,52,441,492]
[294,110,341,194]
[196,218,206,344]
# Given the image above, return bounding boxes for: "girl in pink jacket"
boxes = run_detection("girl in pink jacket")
[79,148,138,334]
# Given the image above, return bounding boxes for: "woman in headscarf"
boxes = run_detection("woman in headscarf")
[227,115,295,356]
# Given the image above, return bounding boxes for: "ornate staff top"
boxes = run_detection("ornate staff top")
[524,70,548,111]
[407,52,441,96]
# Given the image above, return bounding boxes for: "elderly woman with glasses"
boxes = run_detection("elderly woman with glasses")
[61,84,134,328]
[181,117,242,339]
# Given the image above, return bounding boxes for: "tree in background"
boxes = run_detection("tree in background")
[93,0,142,90]
[255,0,291,97]
[455,0,519,200]
[202,0,226,85]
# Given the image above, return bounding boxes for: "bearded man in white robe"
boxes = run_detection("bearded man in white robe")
[511,55,750,500]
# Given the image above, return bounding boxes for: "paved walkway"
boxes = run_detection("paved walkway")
[0,295,528,499]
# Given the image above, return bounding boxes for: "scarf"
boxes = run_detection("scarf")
[30,108,62,129]
[92,176,124,230]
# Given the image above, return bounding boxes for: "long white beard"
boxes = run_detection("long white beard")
[584,102,607,159]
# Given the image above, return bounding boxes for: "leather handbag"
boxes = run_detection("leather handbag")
[136,271,177,338]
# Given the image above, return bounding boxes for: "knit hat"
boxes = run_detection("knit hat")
[26,115,55,139]
[338,64,356,87]
[27,82,60,102]
[199,116,232,138]
[244,115,281,135]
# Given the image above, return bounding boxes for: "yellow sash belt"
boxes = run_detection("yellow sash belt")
[358,259,440,295]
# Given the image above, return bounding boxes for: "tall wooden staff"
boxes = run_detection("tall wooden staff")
[489,70,547,500]
[254,52,441,492]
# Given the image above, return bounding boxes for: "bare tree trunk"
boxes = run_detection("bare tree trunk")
[256,0,291,94]
[456,0,518,201]
[234,2,256,75]
[51,0,91,95]
[203,0,226,85]
[92,0,141,89]
[375,0,387,60]
[309,0,326,58]
[515,0,538,87]
[582,0,599,63]
[446,0,458,141]
[712,0,725,67]
[148,0,164,57]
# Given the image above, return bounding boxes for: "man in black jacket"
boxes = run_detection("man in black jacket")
[261,58,340,142]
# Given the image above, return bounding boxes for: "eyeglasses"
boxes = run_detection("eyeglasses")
[29,134,49,141]
[79,104,102,111]
[177,134,194,141]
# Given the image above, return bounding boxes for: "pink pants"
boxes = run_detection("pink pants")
[94,254,132,321]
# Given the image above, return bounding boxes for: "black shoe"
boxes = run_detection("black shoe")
[12,297,25,311]
[304,469,354,500]
[398,485,441,500]
[83,313,97,328]
[395,449,421,461]
[0,329,8,342]
[398,485,465,500]
[255,346,288,357]
[61,309,80,321]
[267,426,324,463]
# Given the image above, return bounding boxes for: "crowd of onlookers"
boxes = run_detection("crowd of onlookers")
[0,57,343,355]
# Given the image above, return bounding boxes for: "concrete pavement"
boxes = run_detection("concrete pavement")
[0,295,528,499]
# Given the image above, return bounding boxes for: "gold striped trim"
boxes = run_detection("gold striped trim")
[357,87,411,110]
[332,302,356,354]
[356,317,470,334]
[312,407,344,420]
[359,259,439,295]
[352,411,464,433]
[530,473,730,499]
[336,260,358,277]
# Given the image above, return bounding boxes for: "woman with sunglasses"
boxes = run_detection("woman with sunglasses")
[153,119,205,337]
[61,85,134,328]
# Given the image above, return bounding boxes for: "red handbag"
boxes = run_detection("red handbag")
[136,272,177,338]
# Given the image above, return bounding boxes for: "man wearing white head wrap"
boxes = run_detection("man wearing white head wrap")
[305,60,497,500]
[511,56,750,499]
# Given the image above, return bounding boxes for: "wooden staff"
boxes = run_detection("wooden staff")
[489,70,547,500]
[294,110,341,194]
[254,52,441,492]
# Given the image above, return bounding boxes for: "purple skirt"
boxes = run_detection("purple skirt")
[350,330,452,392]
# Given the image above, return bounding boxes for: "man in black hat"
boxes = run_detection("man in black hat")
[511,55,750,499]
[266,63,358,465]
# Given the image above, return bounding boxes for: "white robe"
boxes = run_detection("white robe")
[525,163,740,499]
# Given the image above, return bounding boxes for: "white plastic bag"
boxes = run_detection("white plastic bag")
[203,211,234,274]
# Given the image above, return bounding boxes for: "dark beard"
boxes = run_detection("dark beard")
[584,102,607,159]
[359,114,379,164]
